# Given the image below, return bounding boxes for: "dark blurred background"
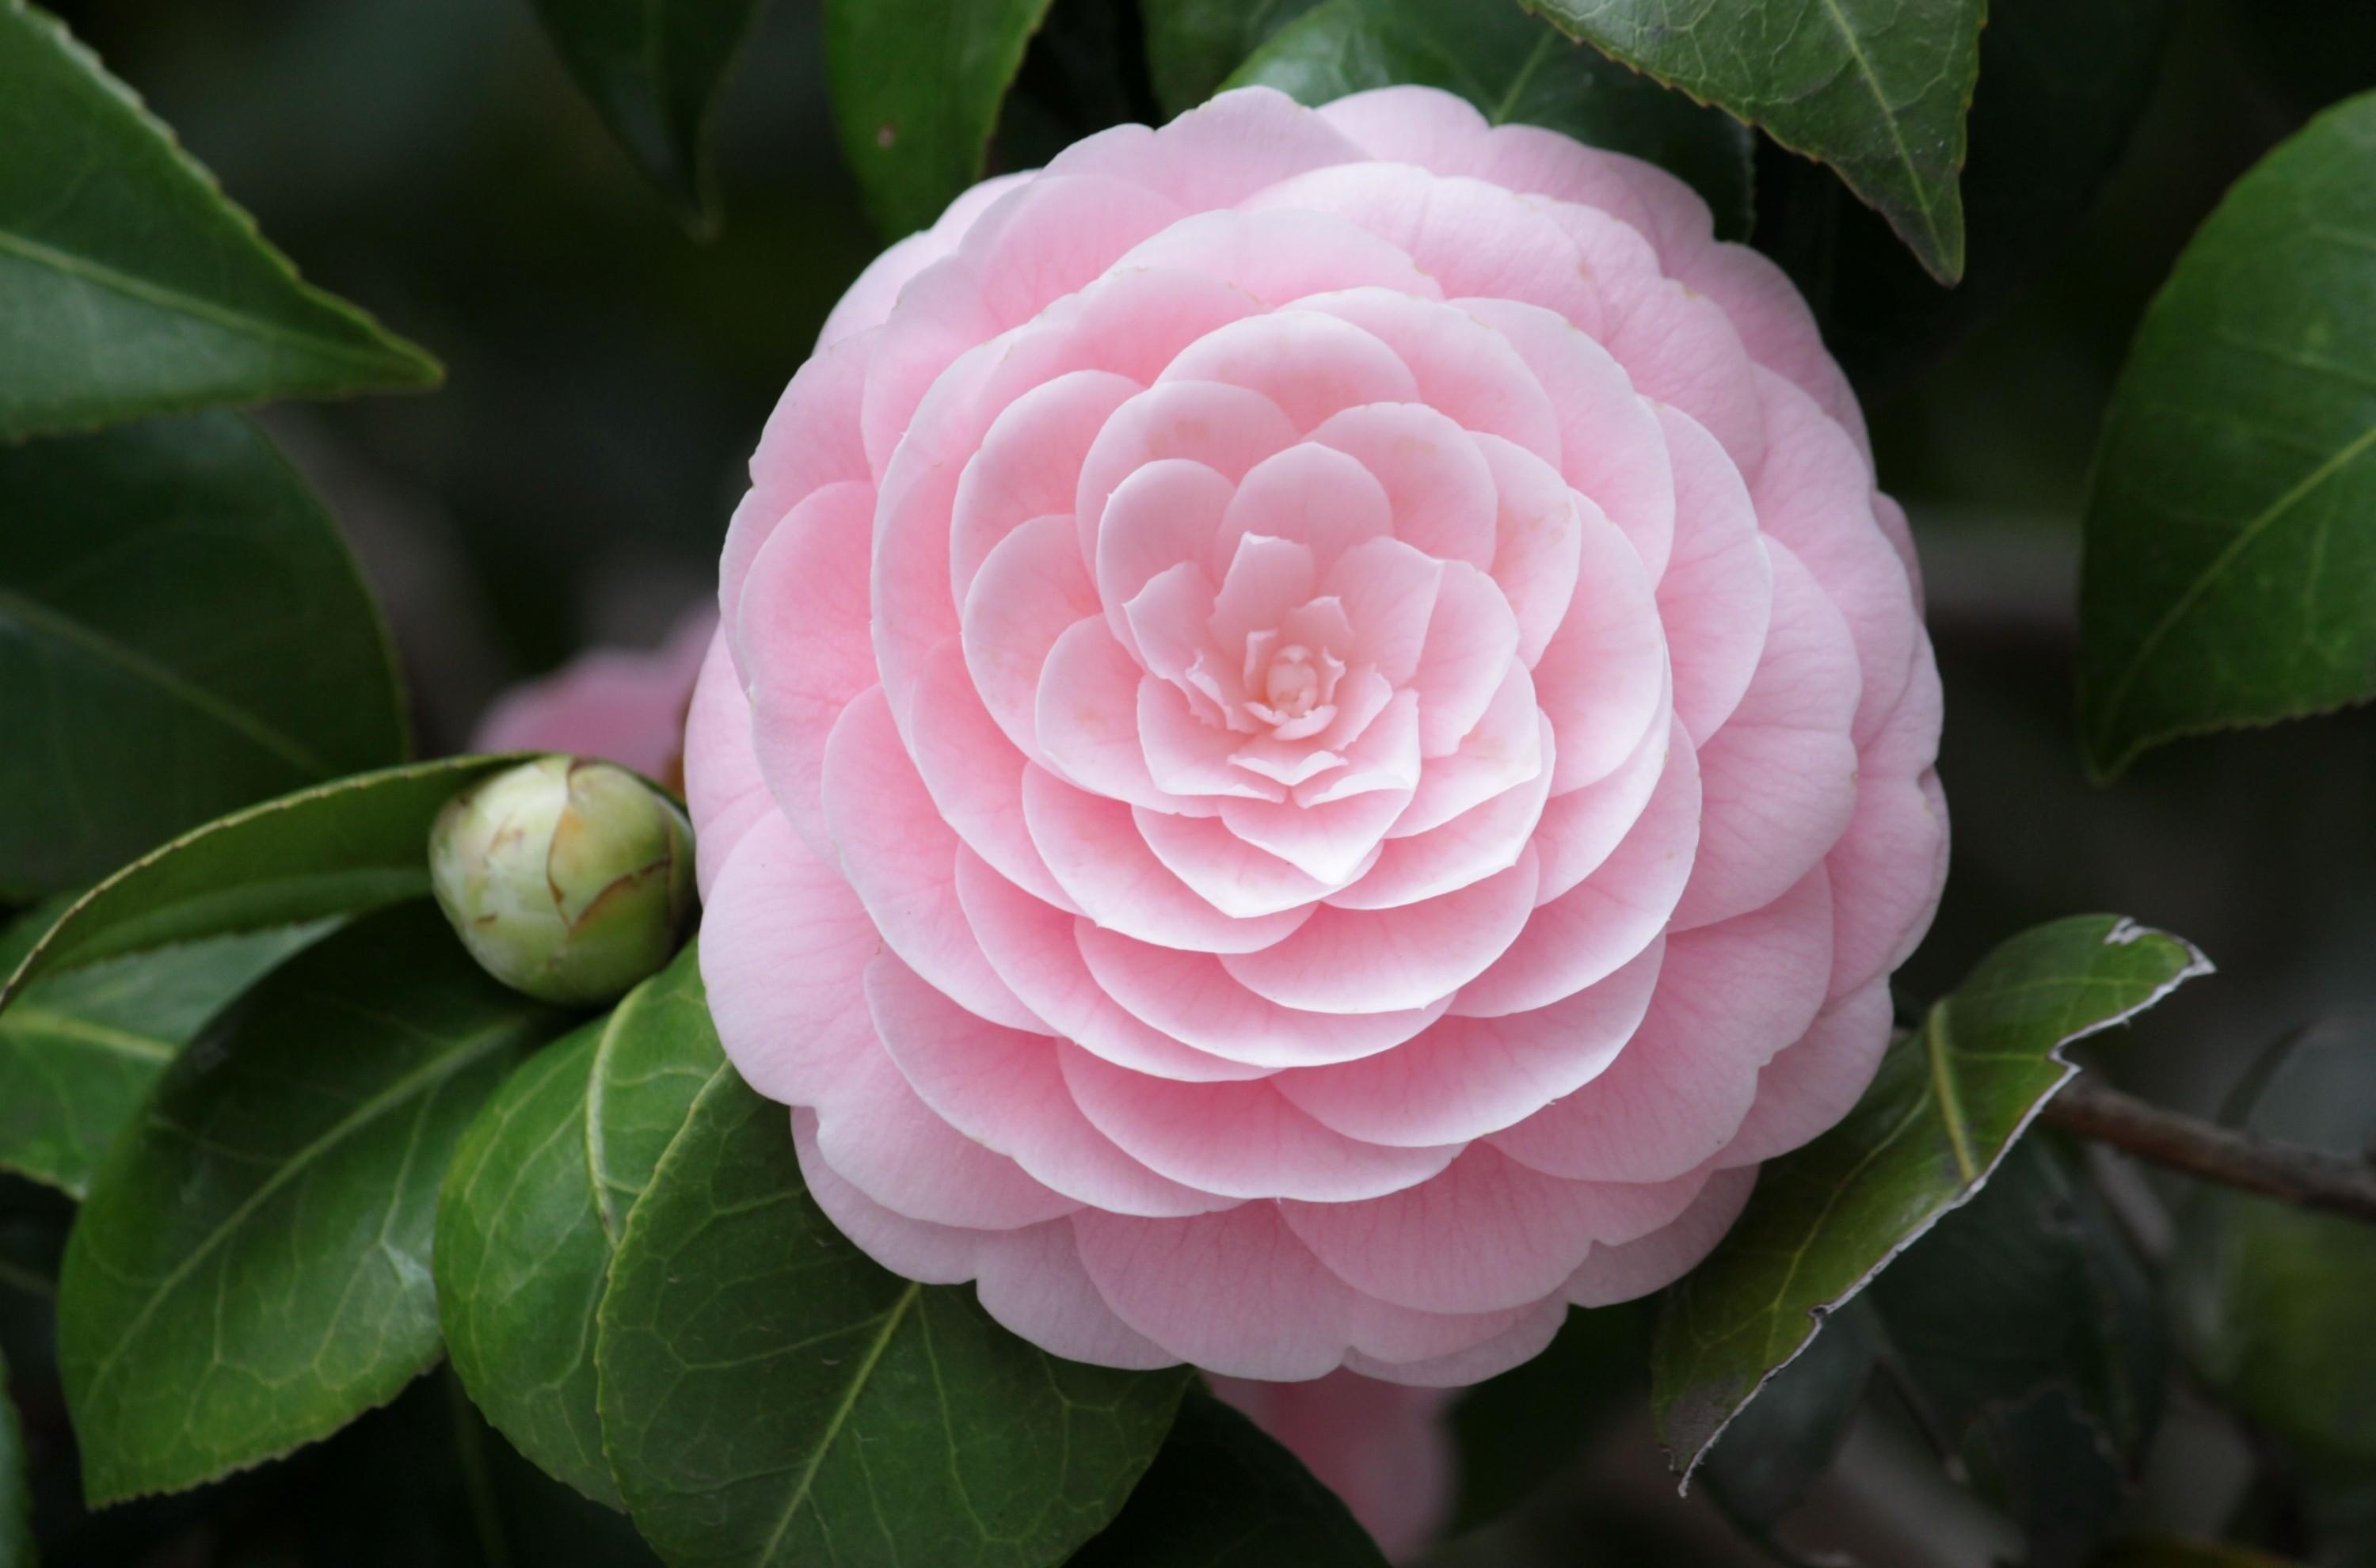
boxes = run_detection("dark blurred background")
[28,0,2376,1560]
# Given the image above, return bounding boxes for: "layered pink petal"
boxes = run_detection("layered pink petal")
[821,688,1043,1031]
[955,851,1268,1083]
[1671,545,1860,931]
[1307,400,1499,569]
[1076,923,1449,1069]
[1022,767,1309,953]
[1566,1165,1757,1307]
[683,631,773,899]
[1282,1145,1712,1315]
[736,480,877,851]
[1222,850,1541,1015]
[864,953,1235,1217]
[1489,868,1834,1184]
[1073,1202,1533,1380]
[1274,936,1664,1148]
[1060,1045,1460,1203]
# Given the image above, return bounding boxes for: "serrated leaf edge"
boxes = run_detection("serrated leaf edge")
[1666,919,2214,1489]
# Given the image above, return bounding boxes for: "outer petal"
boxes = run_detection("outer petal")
[1118,206,1440,310]
[722,333,873,626]
[737,479,878,852]
[794,1113,1179,1369]
[1245,163,1605,335]
[1749,369,1916,745]
[1824,645,1948,999]
[1670,544,1860,931]
[1720,979,1895,1166]
[808,1030,1079,1231]
[821,687,1044,1031]
[1654,404,1771,742]
[1072,1202,1533,1380]
[1489,868,1834,1184]
[683,630,773,900]
[699,810,875,1109]
[1281,1145,1713,1315]
[1045,86,1368,210]
[1565,1164,1758,1307]
[864,953,1236,1217]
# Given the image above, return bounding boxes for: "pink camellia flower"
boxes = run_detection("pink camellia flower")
[685,86,1947,1386]
[472,609,716,786]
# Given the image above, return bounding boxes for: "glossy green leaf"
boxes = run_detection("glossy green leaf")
[527,0,769,231]
[0,906,331,1197]
[2174,1022,2376,1470]
[1068,1385,1389,1566]
[1651,915,2210,1482]
[56,903,570,1504]
[1523,0,1983,283]
[1698,1296,1876,1535]
[0,1343,25,1568]
[823,0,1057,237]
[0,0,438,439]
[436,942,722,1509]
[1767,0,2175,396]
[2,754,527,1003]
[0,413,412,899]
[1140,0,1322,116]
[2079,91,2376,778]
[1226,0,1755,237]
[596,1067,1189,1566]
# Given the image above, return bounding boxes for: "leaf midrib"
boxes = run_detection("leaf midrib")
[1814,0,1950,263]
[0,584,333,776]
[2093,420,2376,747]
[754,1281,924,1565]
[0,1005,173,1063]
[76,1008,543,1400]
[1921,1004,1978,1183]
[0,227,416,375]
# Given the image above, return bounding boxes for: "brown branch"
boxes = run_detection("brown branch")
[2041,1077,2376,1224]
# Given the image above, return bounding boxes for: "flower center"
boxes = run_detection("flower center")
[1262,645,1322,719]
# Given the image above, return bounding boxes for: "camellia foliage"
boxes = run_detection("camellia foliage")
[2,1,2374,1566]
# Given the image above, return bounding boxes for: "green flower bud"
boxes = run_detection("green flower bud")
[428,755,696,1004]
